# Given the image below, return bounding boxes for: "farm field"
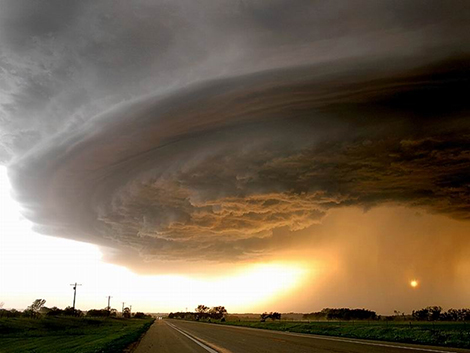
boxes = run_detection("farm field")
[0,316,154,353]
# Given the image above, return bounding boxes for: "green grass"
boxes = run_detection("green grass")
[0,316,154,353]
[216,320,470,349]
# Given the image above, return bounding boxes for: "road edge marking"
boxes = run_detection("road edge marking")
[176,321,462,353]
[165,321,220,353]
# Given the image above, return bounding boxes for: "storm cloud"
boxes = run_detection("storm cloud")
[1,1,469,265]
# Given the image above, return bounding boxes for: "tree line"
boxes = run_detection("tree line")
[168,306,283,322]
[0,299,150,319]
[302,307,470,321]
[168,305,228,321]
[411,306,470,321]
[303,308,377,321]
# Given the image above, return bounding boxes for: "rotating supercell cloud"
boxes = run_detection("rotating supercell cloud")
[1,1,469,268]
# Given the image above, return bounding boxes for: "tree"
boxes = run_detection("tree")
[428,306,442,321]
[134,312,150,319]
[63,306,83,317]
[46,307,64,316]
[412,308,429,321]
[1,309,21,318]
[27,299,46,318]
[412,306,442,321]
[196,305,209,313]
[320,308,377,321]
[196,305,210,320]
[123,307,131,318]
[271,312,281,320]
[260,312,281,321]
[87,309,111,317]
[209,306,227,320]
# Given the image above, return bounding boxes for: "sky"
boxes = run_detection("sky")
[0,0,469,314]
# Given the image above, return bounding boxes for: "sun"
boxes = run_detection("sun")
[410,280,418,288]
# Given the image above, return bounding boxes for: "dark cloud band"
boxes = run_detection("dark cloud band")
[9,56,470,263]
[2,0,469,269]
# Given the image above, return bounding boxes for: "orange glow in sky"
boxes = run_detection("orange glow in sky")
[2,165,470,314]
[0,165,307,312]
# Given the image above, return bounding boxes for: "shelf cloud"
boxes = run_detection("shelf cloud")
[1,0,469,268]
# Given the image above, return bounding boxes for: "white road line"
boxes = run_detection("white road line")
[166,321,219,353]
[188,322,462,353]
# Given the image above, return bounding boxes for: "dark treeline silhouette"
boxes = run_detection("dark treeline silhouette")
[0,309,23,318]
[169,305,227,321]
[46,306,84,317]
[412,306,470,321]
[0,299,84,318]
[133,312,151,319]
[0,299,150,319]
[302,307,470,321]
[0,305,83,318]
[260,312,281,321]
[303,308,377,321]
[86,308,117,318]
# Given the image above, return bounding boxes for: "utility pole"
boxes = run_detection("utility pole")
[70,283,82,310]
[130,305,132,316]
[106,296,113,311]
[122,302,125,313]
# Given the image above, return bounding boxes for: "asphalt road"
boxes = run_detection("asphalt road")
[134,320,470,353]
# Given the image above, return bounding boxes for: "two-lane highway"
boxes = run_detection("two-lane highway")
[134,320,470,353]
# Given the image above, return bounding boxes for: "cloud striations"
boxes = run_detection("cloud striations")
[1,0,469,266]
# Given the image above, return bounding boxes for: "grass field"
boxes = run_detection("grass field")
[217,320,470,349]
[0,316,154,353]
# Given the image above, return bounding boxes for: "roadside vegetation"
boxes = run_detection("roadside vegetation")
[219,319,470,349]
[0,299,154,353]
[168,305,470,349]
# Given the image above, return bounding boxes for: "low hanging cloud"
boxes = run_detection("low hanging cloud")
[1,1,469,266]
[9,55,470,263]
